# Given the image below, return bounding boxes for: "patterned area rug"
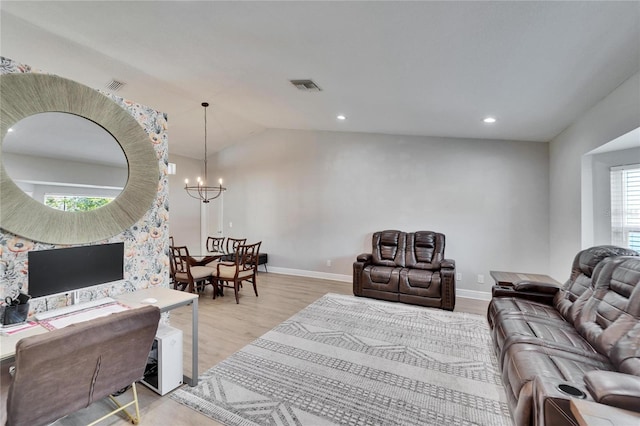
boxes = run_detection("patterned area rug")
[170,293,512,426]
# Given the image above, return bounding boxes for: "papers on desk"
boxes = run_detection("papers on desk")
[0,321,40,336]
[39,303,129,330]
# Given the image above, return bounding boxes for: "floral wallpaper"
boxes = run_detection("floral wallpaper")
[0,56,171,316]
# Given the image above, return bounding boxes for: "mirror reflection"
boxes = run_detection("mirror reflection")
[2,112,128,211]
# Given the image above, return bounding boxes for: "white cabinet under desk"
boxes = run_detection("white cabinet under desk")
[141,324,183,395]
[114,287,199,387]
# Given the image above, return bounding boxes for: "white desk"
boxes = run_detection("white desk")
[1,287,199,387]
[0,323,48,360]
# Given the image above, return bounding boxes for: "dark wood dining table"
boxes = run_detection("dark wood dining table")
[186,251,227,267]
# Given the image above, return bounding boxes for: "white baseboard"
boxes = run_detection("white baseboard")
[267,267,492,301]
[267,266,352,283]
[457,288,492,301]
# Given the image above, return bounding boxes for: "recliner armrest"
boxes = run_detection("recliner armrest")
[356,253,372,263]
[441,259,455,269]
[513,280,561,295]
[584,371,640,413]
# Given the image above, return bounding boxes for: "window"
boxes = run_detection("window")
[45,195,114,212]
[611,164,640,251]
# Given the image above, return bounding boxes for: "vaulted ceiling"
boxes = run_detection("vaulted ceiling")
[1,1,639,159]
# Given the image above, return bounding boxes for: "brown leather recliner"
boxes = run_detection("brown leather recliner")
[353,230,456,310]
[488,247,640,426]
[488,245,637,329]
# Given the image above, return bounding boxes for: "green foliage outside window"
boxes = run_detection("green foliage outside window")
[45,195,114,212]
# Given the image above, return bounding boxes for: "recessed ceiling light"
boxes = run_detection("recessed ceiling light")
[7,128,14,132]
[337,115,347,121]
[483,117,497,124]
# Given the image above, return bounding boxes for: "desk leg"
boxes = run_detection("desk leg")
[190,298,198,386]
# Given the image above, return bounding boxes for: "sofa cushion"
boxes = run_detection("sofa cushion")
[584,371,640,412]
[399,269,441,298]
[493,316,604,364]
[361,265,401,293]
[557,246,638,322]
[405,231,444,270]
[175,265,214,281]
[488,298,564,329]
[371,230,406,267]
[575,256,640,358]
[610,322,640,375]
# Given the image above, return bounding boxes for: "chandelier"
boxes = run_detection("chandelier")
[184,102,227,203]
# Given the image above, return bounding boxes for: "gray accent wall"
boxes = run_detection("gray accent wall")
[210,129,550,294]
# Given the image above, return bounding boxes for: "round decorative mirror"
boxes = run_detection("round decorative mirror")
[0,73,158,244]
[3,112,128,210]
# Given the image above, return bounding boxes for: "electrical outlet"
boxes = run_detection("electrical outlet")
[477,274,485,284]
[326,259,332,267]
[456,273,462,281]
[229,221,233,228]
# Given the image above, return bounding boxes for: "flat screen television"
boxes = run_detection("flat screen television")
[28,243,124,298]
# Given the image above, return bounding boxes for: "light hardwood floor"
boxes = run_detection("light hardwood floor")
[2,273,489,426]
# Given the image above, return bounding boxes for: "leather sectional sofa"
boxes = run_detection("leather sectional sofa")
[488,245,640,426]
[353,230,456,310]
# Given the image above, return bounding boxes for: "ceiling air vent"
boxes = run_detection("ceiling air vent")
[290,79,322,92]
[105,79,126,92]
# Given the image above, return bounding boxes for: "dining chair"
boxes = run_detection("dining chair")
[206,236,225,256]
[213,241,261,304]
[224,237,247,259]
[169,246,216,295]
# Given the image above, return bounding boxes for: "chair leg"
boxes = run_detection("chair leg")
[88,382,140,425]
[234,281,240,304]
[252,277,258,297]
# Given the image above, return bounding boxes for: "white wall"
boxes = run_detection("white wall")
[4,151,126,187]
[583,147,640,247]
[167,153,204,250]
[549,72,640,279]
[211,129,550,294]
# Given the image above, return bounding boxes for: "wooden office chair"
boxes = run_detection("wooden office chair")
[213,241,261,304]
[170,245,215,294]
